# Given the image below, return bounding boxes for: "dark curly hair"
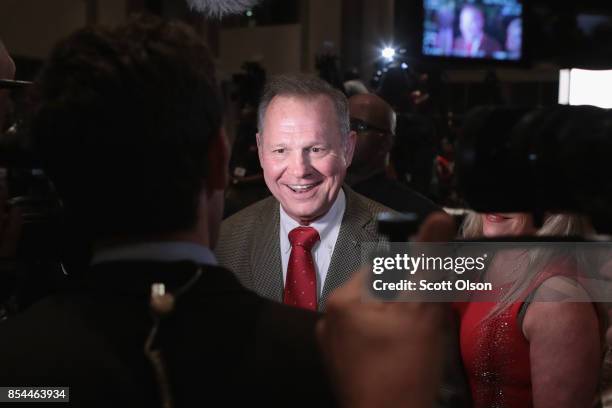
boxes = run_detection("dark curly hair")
[31,16,223,239]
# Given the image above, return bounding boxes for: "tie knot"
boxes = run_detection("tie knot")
[288,226,320,251]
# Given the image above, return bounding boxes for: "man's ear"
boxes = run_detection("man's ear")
[205,127,229,196]
[344,130,357,167]
[0,40,15,80]
[256,132,264,166]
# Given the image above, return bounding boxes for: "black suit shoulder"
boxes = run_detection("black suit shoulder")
[347,185,395,215]
[0,262,336,407]
[352,174,440,219]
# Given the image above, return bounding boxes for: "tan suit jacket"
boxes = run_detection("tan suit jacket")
[216,187,470,406]
[216,186,392,310]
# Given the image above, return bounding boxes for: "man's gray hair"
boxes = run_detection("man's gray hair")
[257,74,350,139]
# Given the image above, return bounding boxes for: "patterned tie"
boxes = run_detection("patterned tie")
[284,226,320,311]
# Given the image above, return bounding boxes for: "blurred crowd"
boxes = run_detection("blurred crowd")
[0,8,609,408]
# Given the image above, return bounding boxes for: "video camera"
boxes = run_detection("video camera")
[454,104,612,233]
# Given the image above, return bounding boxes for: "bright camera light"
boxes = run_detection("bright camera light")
[559,68,612,109]
[381,47,396,61]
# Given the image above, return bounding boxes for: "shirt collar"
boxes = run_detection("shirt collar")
[91,241,217,266]
[280,188,346,253]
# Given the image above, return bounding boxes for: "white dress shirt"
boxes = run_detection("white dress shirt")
[279,189,346,296]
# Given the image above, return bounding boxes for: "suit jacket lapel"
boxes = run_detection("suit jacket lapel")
[251,198,284,301]
[319,186,377,310]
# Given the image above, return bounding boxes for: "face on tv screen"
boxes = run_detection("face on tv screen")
[422,0,523,61]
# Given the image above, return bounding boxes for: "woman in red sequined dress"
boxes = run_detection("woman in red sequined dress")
[457,212,602,408]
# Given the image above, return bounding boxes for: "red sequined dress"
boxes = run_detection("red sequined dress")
[457,295,532,407]
[456,259,583,408]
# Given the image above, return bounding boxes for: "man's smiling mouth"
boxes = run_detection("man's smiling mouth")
[286,182,322,193]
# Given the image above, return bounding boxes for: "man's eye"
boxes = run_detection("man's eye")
[311,147,324,153]
[273,148,285,154]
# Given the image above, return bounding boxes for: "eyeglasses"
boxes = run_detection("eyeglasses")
[0,79,33,90]
[349,117,391,135]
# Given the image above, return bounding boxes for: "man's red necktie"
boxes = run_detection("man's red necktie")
[283,226,320,311]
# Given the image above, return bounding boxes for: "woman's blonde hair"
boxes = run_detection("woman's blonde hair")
[460,212,593,317]
[461,212,592,239]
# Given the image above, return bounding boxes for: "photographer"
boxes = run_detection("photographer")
[0,17,337,406]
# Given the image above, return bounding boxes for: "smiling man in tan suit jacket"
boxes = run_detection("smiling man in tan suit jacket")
[216,74,391,311]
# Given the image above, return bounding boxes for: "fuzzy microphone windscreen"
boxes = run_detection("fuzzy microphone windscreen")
[185,0,261,17]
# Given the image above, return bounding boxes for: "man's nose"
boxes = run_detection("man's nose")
[288,150,312,178]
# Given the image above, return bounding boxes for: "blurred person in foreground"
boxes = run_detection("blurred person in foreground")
[0,17,338,407]
[346,93,440,219]
[0,15,448,408]
[458,212,603,407]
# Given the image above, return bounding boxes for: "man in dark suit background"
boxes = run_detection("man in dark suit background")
[216,75,393,311]
[0,17,336,407]
[346,92,440,218]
